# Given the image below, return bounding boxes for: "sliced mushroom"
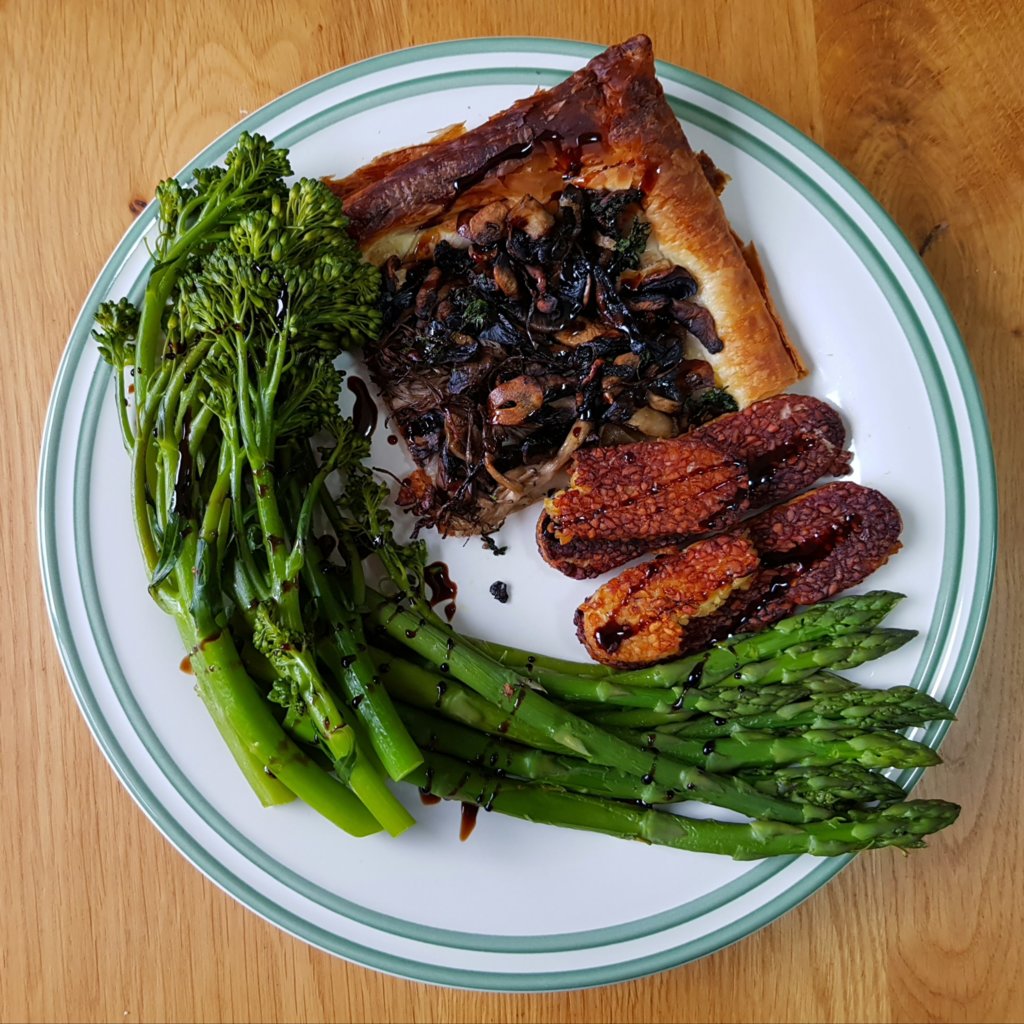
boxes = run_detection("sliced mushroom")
[381,255,403,293]
[678,358,716,390]
[647,390,682,414]
[488,375,544,426]
[670,299,723,354]
[600,423,644,446]
[492,252,521,298]
[626,264,699,299]
[463,200,509,247]
[625,294,671,313]
[508,195,556,239]
[613,352,641,369]
[414,266,443,319]
[627,406,678,438]
[555,320,618,347]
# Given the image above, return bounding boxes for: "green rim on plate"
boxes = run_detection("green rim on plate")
[38,38,997,992]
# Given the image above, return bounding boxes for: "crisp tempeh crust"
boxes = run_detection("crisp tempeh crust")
[538,395,852,579]
[575,482,903,668]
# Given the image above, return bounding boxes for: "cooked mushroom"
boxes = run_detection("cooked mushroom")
[367,165,736,537]
[555,321,618,347]
[670,298,723,353]
[462,200,509,247]
[627,406,678,438]
[623,263,698,299]
[488,376,545,426]
[647,391,682,414]
[414,266,443,319]
[492,253,521,298]
[508,195,555,239]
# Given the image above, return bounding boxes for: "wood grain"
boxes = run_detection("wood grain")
[1,0,1020,1020]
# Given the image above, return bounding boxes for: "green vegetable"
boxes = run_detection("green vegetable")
[613,217,651,270]
[624,725,941,772]
[736,765,908,811]
[94,134,412,836]
[685,387,739,426]
[365,603,831,824]
[411,752,960,859]
[588,676,953,734]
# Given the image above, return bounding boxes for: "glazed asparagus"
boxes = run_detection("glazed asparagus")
[411,752,960,859]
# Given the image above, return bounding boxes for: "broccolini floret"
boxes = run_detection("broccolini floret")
[92,133,418,836]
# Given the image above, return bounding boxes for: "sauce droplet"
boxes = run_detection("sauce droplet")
[346,376,379,438]
[594,619,633,654]
[425,561,458,621]
[759,514,862,571]
[459,802,480,841]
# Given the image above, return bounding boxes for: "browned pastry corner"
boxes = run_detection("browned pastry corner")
[574,481,902,668]
[539,394,852,578]
[330,36,806,536]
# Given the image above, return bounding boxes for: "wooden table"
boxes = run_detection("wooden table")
[2,1,1021,1020]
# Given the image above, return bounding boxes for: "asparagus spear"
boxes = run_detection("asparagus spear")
[467,592,905,689]
[737,765,907,810]
[411,752,960,859]
[376,652,578,756]
[609,591,907,689]
[502,639,916,711]
[371,598,913,712]
[642,685,953,738]
[698,630,918,688]
[466,638,614,680]
[369,600,830,823]
[399,704,907,813]
[398,703,682,803]
[583,673,860,729]
[625,725,941,771]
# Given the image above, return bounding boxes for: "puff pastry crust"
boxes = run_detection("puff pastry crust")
[330,35,805,408]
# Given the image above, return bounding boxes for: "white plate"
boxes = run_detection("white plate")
[38,39,996,991]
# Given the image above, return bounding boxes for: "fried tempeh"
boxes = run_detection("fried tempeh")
[546,435,749,545]
[574,534,762,668]
[575,482,902,667]
[535,513,682,581]
[540,394,852,578]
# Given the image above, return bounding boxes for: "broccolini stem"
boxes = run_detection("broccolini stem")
[307,556,424,782]
[113,364,133,451]
[184,624,381,835]
[129,363,173,582]
[134,267,178,408]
